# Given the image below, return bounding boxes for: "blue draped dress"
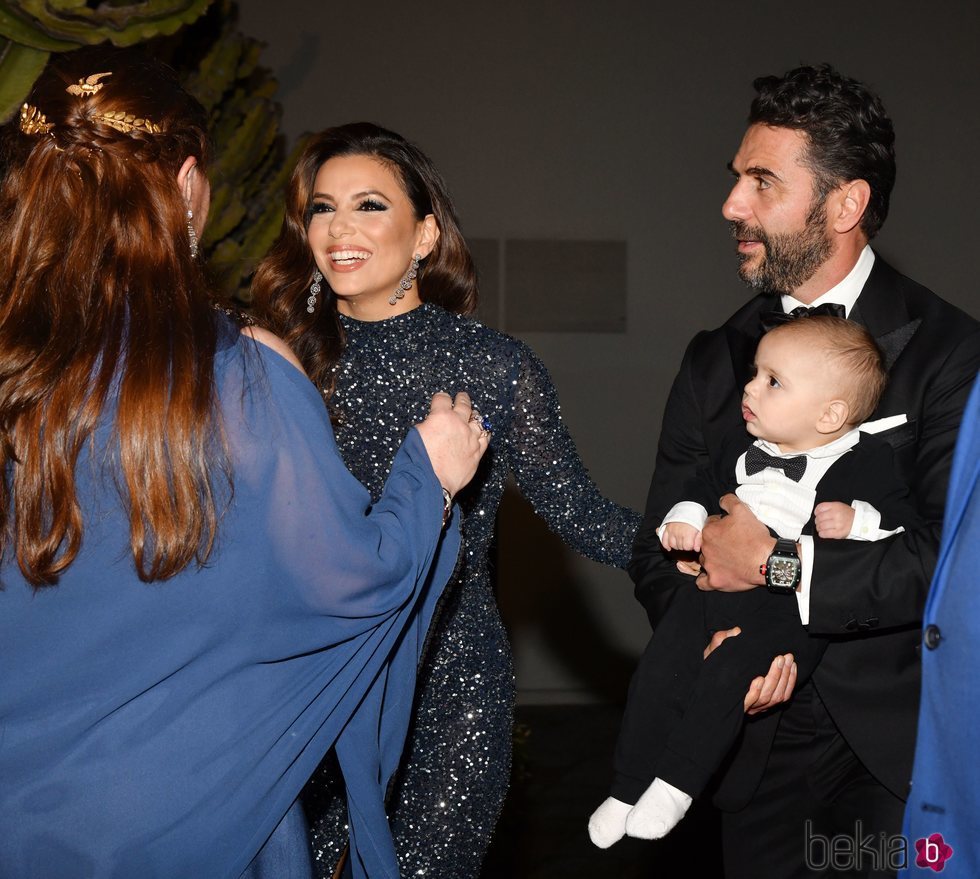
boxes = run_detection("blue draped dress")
[0,317,459,879]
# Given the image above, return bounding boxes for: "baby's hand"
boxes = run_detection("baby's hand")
[814,501,854,539]
[660,522,702,552]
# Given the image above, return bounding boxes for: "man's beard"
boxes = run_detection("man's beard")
[731,198,832,294]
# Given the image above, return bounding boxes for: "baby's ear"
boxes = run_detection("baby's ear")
[816,399,849,434]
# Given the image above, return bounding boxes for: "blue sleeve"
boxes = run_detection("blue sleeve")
[226,337,460,627]
[335,507,460,879]
[225,338,461,878]
[902,374,980,876]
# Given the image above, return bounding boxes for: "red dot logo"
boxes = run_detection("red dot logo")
[914,833,953,871]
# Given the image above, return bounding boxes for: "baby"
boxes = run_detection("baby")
[589,315,918,847]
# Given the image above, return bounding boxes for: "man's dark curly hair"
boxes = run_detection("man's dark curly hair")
[749,64,896,239]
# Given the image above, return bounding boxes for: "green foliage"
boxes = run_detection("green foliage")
[0,0,295,302]
[153,0,303,302]
[0,0,214,121]
[0,39,50,119]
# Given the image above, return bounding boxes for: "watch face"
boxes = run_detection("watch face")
[768,557,800,589]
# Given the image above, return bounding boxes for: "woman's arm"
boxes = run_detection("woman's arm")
[505,341,641,569]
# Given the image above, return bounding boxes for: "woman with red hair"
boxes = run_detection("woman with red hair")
[0,50,485,879]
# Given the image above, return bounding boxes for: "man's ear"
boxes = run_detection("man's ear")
[831,179,871,235]
[817,399,850,434]
[415,214,440,259]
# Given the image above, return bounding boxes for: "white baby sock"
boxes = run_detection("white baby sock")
[624,778,693,840]
[587,796,633,848]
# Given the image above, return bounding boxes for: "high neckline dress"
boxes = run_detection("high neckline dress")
[306,303,640,878]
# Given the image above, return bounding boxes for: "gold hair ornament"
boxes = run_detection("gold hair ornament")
[91,110,162,136]
[66,72,112,97]
[20,103,54,136]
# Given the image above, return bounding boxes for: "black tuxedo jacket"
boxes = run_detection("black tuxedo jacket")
[630,256,980,802]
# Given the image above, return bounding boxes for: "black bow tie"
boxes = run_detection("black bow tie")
[760,302,847,332]
[744,444,808,482]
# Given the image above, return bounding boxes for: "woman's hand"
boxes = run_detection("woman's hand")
[415,392,490,497]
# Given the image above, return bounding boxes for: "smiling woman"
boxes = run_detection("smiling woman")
[306,154,439,316]
[253,122,641,879]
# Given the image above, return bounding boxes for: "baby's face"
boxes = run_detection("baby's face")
[742,331,840,452]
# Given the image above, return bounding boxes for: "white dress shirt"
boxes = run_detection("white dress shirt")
[780,243,875,317]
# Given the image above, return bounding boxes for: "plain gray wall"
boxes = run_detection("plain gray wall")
[238,0,980,703]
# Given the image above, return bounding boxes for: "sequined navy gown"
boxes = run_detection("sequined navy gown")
[306,303,641,878]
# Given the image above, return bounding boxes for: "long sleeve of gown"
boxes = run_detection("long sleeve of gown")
[504,341,640,569]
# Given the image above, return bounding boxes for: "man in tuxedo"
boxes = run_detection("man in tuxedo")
[630,64,980,878]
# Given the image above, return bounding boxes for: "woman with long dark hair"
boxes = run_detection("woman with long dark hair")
[253,122,641,877]
[0,54,486,879]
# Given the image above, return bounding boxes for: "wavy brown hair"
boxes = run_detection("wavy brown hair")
[252,122,478,400]
[0,48,223,587]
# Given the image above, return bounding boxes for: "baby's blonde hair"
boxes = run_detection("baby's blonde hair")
[766,316,886,424]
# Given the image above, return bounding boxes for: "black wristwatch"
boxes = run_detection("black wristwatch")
[761,538,801,594]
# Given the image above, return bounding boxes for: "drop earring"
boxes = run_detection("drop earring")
[307,269,323,313]
[389,254,421,306]
[186,210,199,258]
